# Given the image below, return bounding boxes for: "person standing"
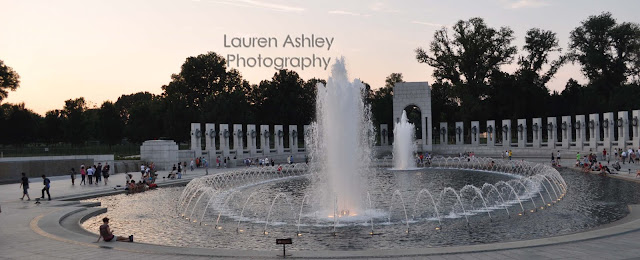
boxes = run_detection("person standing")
[205,159,209,175]
[183,162,187,175]
[95,163,103,184]
[223,157,227,168]
[80,165,86,185]
[41,175,51,201]
[70,168,76,185]
[177,162,182,179]
[87,165,94,184]
[20,172,30,201]
[603,149,607,162]
[508,150,512,160]
[190,159,195,171]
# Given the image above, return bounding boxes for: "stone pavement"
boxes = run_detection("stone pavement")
[3,159,640,259]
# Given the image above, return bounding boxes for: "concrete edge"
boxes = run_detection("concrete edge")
[34,202,640,258]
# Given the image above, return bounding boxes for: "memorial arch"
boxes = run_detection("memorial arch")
[392,82,433,151]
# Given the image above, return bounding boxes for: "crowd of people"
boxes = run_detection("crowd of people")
[416,152,433,166]
[569,147,640,177]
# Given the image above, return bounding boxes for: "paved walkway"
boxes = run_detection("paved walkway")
[2,159,640,259]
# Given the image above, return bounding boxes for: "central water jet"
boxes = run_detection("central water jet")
[393,111,416,169]
[307,57,373,214]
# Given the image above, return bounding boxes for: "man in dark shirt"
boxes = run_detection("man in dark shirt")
[95,163,103,184]
[41,175,51,201]
[20,172,31,201]
[96,217,132,242]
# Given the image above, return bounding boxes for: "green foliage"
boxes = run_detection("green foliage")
[0,103,40,144]
[569,12,640,95]
[416,17,517,121]
[0,60,20,102]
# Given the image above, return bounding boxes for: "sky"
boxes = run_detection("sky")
[2,0,640,115]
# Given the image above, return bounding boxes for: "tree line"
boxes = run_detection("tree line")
[0,12,639,146]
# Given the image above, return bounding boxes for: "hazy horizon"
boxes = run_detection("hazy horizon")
[2,0,640,115]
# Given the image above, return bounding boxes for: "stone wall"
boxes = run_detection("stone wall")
[0,155,114,184]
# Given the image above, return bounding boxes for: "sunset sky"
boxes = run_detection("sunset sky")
[2,0,639,115]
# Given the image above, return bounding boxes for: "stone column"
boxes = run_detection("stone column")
[380,124,389,146]
[233,124,243,158]
[561,116,571,149]
[439,122,448,145]
[422,114,430,151]
[486,120,496,146]
[205,123,216,153]
[260,125,270,155]
[633,110,640,149]
[588,114,600,150]
[517,119,527,148]
[190,123,202,158]
[455,122,464,145]
[547,117,557,149]
[219,124,230,157]
[303,125,311,149]
[247,124,257,156]
[274,125,284,154]
[501,119,511,148]
[470,121,479,146]
[289,125,298,153]
[575,115,585,150]
[618,111,630,149]
[603,112,614,149]
[532,118,542,148]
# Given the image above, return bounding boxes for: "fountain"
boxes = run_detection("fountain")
[85,58,610,252]
[393,111,417,170]
[306,57,372,215]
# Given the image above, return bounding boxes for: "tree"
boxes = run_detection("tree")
[115,92,163,143]
[97,101,123,145]
[61,97,88,144]
[569,12,640,97]
[0,103,41,144]
[416,17,517,121]
[42,110,64,143]
[0,60,20,102]
[162,52,252,141]
[495,28,566,119]
[518,28,566,87]
[253,70,315,125]
[370,73,403,127]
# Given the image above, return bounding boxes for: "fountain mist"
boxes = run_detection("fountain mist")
[393,111,416,169]
[307,57,373,213]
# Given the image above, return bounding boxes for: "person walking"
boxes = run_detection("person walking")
[577,152,581,163]
[102,163,110,185]
[70,168,76,185]
[41,175,51,201]
[556,150,562,164]
[190,159,195,171]
[80,165,86,185]
[508,150,512,160]
[20,172,31,201]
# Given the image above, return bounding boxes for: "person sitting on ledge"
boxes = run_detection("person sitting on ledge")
[127,180,136,194]
[96,217,133,242]
[636,169,640,178]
